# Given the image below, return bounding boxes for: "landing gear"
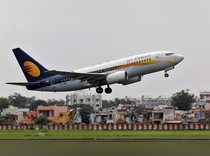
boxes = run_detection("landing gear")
[164,72,169,78]
[96,87,103,94]
[164,66,174,78]
[105,87,112,94]
[96,85,112,94]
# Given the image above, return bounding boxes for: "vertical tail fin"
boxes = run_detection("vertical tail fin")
[12,48,48,82]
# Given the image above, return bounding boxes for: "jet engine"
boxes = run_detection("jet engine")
[120,75,142,85]
[106,71,128,84]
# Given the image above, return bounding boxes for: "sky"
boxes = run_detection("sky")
[0,0,210,100]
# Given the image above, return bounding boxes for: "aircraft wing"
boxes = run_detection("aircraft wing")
[46,70,107,85]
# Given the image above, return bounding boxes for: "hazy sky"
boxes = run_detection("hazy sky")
[0,0,210,100]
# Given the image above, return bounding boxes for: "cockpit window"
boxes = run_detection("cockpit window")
[165,53,174,56]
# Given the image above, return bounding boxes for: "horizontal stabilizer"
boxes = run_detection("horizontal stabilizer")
[6,82,42,86]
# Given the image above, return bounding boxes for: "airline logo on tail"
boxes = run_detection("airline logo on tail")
[23,61,41,77]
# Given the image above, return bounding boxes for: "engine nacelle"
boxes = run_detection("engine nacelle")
[106,71,128,84]
[120,75,142,85]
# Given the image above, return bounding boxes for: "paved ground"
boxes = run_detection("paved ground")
[0,140,210,156]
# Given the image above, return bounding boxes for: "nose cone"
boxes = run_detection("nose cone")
[175,54,184,63]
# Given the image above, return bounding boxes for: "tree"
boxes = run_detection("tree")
[30,99,48,111]
[0,97,10,112]
[35,115,49,127]
[102,98,120,108]
[47,99,65,106]
[8,93,35,108]
[171,90,195,111]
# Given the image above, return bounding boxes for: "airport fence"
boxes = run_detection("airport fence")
[0,123,210,130]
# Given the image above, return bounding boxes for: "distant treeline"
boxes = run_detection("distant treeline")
[0,90,196,112]
[0,93,65,111]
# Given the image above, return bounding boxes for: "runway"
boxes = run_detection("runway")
[0,140,210,156]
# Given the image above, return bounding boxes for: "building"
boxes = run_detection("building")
[141,96,171,108]
[1,105,29,123]
[124,96,141,105]
[66,93,102,111]
[93,111,115,124]
[20,111,37,125]
[152,105,175,124]
[142,105,176,124]
[200,92,210,110]
[37,105,71,125]
[37,105,69,118]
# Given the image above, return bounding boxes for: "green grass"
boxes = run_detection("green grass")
[0,130,210,140]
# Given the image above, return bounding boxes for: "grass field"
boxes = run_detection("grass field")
[0,130,210,140]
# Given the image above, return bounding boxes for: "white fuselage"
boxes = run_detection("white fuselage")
[37,51,184,92]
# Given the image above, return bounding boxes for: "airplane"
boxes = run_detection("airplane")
[7,48,184,94]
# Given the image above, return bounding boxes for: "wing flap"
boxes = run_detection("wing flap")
[46,70,107,83]
[47,70,105,77]
[7,70,108,87]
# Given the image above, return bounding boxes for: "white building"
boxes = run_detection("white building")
[152,105,175,124]
[200,91,210,110]
[124,96,141,105]
[66,93,102,111]
[1,105,29,123]
[141,96,171,108]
